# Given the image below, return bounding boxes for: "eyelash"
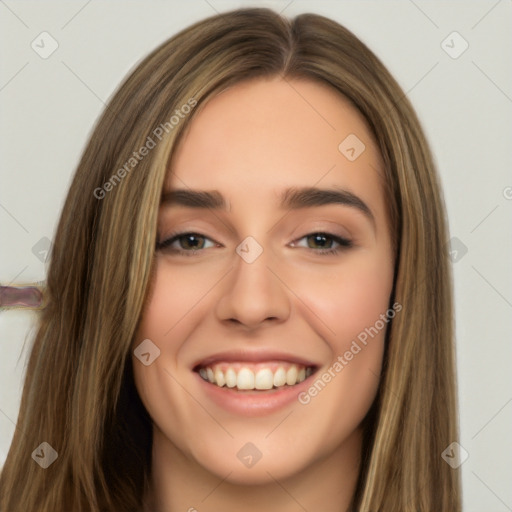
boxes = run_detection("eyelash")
[156,231,353,257]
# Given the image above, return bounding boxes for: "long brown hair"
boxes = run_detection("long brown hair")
[0,8,460,511]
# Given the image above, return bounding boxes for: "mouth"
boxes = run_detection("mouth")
[191,351,320,415]
[194,361,316,392]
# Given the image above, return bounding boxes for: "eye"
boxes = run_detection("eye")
[156,231,353,257]
[156,232,217,256]
[291,232,352,256]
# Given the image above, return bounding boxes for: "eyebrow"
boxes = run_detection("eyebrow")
[160,186,375,225]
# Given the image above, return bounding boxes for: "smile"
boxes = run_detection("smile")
[196,362,315,391]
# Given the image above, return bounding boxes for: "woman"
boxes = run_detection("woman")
[0,8,460,511]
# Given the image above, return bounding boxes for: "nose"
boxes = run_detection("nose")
[215,244,291,330]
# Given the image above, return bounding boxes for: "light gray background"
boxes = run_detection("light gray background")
[1,1,511,510]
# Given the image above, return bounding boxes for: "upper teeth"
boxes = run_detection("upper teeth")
[198,363,313,390]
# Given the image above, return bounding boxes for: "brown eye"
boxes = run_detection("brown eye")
[156,232,216,255]
[292,232,353,256]
[174,233,206,250]
[306,233,336,249]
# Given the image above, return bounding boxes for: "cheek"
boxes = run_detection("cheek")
[140,263,207,330]
[293,250,394,345]
[136,259,225,346]
[132,267,207,452]
[293,251,393,411]
[292,264,392,452]
[132,263,198,420]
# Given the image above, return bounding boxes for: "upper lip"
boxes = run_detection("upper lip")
[192,349,320,370]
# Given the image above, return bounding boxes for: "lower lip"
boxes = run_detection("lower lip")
[193,371,315,416]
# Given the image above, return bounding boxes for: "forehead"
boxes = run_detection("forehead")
[166,77,384,212]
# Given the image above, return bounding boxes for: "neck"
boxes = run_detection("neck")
[147,426,363,512]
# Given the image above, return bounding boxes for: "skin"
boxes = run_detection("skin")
[134,77,395,512]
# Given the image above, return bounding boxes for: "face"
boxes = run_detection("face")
[133,77,395,485]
